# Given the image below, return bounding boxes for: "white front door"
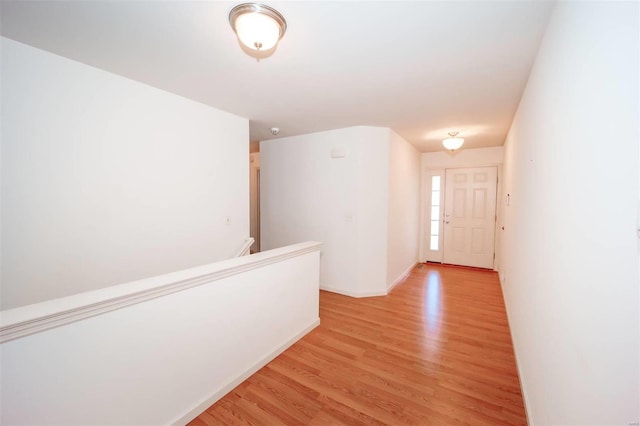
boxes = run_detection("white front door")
[443,167,497,269]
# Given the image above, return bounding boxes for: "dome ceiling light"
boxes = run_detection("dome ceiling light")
[229,3,287,55]
[442,131,464,151]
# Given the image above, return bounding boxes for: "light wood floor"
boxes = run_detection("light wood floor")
[189,263,526,425]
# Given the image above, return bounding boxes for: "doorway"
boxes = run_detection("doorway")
[250,152,261,253]
[425,166,498,269]
[442,167,497,268]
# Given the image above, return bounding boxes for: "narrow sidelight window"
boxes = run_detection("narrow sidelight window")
[430,176,441,250]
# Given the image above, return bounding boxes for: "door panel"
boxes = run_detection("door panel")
[443,167,497,268]
[453,189,465,217]
[473,188,486,218]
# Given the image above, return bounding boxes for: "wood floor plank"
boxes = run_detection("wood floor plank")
[190,263,526,425]
[307,408,351,426]
[246,371,323,423]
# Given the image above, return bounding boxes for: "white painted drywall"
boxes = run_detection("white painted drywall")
[500,2,639,425]
[260,126,420,297]
[1,243,321,425]
[1,38,249,309]
[353,127,390,296]
[260,127,359,294]
[387,130,421,289]
[422,146,504,169]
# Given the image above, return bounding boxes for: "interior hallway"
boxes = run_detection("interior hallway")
[190,264,525,425]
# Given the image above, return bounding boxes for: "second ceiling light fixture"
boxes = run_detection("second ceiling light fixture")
[442,132,464,151]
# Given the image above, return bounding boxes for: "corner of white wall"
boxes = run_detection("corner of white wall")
[260,126,423,298]
[354,127,390,296]
[386,130,421,291]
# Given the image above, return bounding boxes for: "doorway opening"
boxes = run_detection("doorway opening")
[424,166,498,269]
[250,149,261,253]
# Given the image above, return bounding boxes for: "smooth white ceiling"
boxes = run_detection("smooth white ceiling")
[0,1,554,151]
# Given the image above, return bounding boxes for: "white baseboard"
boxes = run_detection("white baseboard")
[387,262,418,293]
[320,262,418,298]
[320,284,386,298]
[512,344,532,426]
[172,318,321,425]
[498,275,532,425]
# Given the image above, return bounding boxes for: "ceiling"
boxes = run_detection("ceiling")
[0,1,554,152]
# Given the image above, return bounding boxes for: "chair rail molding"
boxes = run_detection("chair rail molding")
[0,241,322,343]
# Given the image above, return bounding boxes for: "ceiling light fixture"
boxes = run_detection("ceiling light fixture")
[229,3,287,53]
[442,131,464,151]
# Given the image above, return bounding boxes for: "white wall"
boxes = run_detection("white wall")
[261,126,420,297]
[500,3,639,425]
[354,127,390,296]
[260,127,359,295]
[422,146,504,170]
[261,127,385,296]
[1,242,321,425]
[1,38,249,309]
[386,130,421,289]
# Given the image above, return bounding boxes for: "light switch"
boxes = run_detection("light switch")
[331,148,347,158]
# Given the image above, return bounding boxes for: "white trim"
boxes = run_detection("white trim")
[499,272,532,425]
[0,241,322,343]
[235,237,255,257]
[172,318,320,426]
[493,164,504,272]
[320,285,387,298]
[321,262,417,298]
[422,169,445,263]
[418,169,429,262]
[387,261,418,293]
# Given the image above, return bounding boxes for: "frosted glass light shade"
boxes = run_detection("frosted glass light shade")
[235,12,280,50]
[442,136,464,150]
[229,3,287,52]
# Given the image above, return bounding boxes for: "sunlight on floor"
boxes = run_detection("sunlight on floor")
[423,270,443,355]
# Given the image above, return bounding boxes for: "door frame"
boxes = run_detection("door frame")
[250,152,261,252]
[420,163,504,271]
